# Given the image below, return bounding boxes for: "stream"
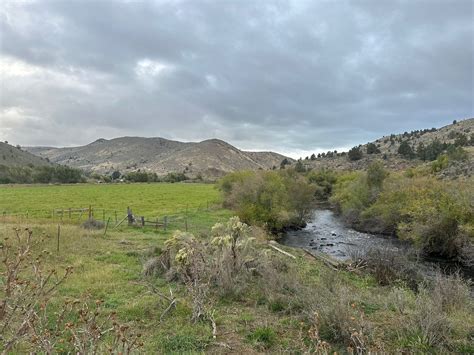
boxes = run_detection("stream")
[281,209,473,284]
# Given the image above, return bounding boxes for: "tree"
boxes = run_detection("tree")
[348,146,363,161]
[397,140,414,159]
[453,119,457,124]
[416,142,426,160]
[295,159,306,173]
[454,134,468,147]
[111,170,121,180]
[424,139,444,161]
[366,143,381,154]
[310,153,316,160]
[280,158,290,169]
[367,161,387,189]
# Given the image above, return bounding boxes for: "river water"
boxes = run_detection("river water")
[281,209,405,260]
[281,209,473,284]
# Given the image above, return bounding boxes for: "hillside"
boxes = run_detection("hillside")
[26,137,290,178]
[0,141,52,167]
[298,118,474,176]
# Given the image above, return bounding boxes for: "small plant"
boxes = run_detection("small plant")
[247,326,276,349]
[0,228,143,354]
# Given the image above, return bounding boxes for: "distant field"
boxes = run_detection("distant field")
[0,183,222,218]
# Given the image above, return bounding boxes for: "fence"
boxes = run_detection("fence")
[1,202,225,235]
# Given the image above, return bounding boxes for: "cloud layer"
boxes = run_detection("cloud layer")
[1,0,472,157]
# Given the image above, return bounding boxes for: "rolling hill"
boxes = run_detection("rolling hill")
[0,142,53,168]
[298,118,474,176]
[26,137,290,178]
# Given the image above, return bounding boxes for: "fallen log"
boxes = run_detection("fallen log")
[268,241,296,259]
[302,248,341,270]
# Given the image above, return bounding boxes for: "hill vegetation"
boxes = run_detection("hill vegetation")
[296,118,474,178]
[26,137,290,180]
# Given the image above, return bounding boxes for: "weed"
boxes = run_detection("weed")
[246,326,276,349]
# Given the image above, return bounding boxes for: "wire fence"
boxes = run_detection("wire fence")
[1,202,227,235]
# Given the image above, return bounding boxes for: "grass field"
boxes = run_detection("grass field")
[1,183,473,353]
[0,183,221,219]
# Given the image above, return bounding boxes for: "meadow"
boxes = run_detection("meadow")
[1,181,473,353]
[0,183,221,220]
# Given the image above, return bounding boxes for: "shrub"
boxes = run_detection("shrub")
[398,141,415,159]
[0,228,142,353]
[348,146,363,161]
[366,143,381,154]
[307,169,337,201]
[218,170,316,232]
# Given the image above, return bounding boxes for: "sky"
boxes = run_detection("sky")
[0,0,473,158]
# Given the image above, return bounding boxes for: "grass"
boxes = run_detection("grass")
[0,182,221,219]
[1,183,472,353]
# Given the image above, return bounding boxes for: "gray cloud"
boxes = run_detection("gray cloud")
[0,0,472,157]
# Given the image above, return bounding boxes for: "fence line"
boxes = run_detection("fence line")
[1,201,223,233]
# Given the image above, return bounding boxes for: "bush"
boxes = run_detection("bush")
[398,141,415,159]
[218,170,316,232]
[307,169,337,201]
[348,146,363,161]
[333,172,474,263]
[366,143,381,154]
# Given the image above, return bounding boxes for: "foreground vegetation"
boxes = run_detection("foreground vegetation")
[1,216,472,353]
[1,172,473,353]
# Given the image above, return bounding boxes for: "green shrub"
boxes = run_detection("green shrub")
[218,170,316,232]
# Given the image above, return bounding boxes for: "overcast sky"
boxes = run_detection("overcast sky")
[0,0,473,158]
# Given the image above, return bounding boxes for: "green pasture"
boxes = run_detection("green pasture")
[0,183,222,219]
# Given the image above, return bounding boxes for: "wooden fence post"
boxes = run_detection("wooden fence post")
[185,204,188,232]
[57,224,60,253]
[104,217,111,237]
[88,205,92,220]
[127,207,133,225]
[141,216,145,227]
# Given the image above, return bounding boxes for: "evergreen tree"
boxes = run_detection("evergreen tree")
[397,140,414,159]
[348,146,363,161]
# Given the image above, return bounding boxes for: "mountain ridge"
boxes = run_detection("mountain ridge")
[25,137,291,178]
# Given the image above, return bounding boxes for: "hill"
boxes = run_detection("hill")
[298,118,474,176]
[0,141,52,167]
[26,137,290,178]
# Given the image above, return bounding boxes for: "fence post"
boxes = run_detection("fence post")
[141,216,145,227]
[127,207,133,225]
[185,204,188,232]
[104,217,111,237]
[57,224,60,253]
[88,205,92,220]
